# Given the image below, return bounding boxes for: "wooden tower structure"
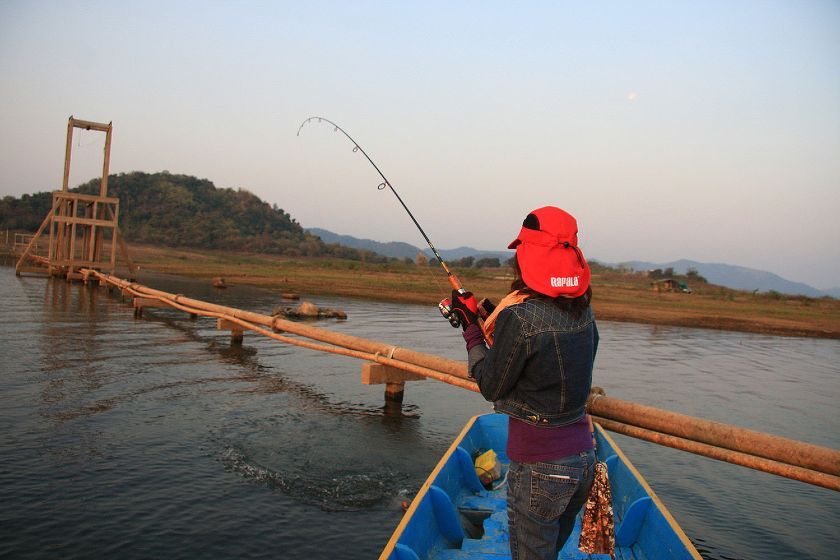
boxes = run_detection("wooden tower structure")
[16,117,136,279]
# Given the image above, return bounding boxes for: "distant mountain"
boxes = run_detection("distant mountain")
[617,259,833,298]
[305,229,835,298]
[306,228,513,263]
[428,246,513,263]
[307,228,420,259]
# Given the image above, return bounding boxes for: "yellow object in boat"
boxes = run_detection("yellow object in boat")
[474,449,501,485]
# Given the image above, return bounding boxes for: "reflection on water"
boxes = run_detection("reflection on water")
[1,266,838,560]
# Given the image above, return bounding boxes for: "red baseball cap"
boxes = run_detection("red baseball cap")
[508,206,591,298]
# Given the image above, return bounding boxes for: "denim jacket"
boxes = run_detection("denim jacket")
[468,297,598,427]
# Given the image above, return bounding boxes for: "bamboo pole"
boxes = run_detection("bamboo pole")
[588,393,840,477]
[93,272,469,380]
[99,272,478,393]
[592,416,840,491]
[83,270,840,491]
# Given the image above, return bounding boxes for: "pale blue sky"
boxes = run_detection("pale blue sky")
[1,1,838,288]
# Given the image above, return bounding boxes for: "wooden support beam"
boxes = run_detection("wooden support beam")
[133,296,169,317]
[51,216,118,228]
[70,118,111,133]
[53,192,119,204]
[102,205,136,277]
[101,121,112,197]
[108,203,118,273]
[217,318,244,345]
[15,201,57,275]
[361,362,426,385]
[17,266,50,276]
[62,118,73,191]
[362,362,426,403]
[50,259,111,268]
[133,297,169,309]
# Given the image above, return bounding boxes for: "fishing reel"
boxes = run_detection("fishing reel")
[439,297,496,329]
[438,298,462,328]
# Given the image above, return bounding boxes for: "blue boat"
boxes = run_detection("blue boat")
[381,413,701,560]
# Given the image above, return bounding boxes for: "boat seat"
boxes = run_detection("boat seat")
[458,493,506,514]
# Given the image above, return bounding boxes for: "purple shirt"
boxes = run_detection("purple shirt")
[507,415,594,463]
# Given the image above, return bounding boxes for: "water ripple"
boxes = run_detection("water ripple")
[1,268,838,559]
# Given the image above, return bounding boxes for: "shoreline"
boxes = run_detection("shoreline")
[6,245,838,340]
[118,245,839,341]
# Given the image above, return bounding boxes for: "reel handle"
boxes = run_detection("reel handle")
[438,298,461,328]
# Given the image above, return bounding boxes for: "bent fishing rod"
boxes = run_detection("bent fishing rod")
[297,116,469,327]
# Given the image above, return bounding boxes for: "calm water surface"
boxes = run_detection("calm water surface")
[0,265,838,559]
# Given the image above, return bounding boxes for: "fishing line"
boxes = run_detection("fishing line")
[297,116,465,296]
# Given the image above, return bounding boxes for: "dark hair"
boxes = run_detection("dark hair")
[510,255,592,316]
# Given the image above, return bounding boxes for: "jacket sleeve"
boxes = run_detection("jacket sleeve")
[470,308,528,402]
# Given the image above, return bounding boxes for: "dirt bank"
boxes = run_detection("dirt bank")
[126,244,840,340]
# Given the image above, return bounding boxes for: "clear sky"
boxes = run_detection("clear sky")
[1,1,838,289]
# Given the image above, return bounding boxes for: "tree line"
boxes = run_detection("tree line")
[0,171,390,261]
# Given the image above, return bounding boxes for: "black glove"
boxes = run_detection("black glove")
[450,289,479,330]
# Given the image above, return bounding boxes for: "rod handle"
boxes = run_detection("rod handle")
[447,273,464,293]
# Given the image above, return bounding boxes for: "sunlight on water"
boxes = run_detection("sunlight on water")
[0,265,838,559]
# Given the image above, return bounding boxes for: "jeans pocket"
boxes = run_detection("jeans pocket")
[528,467,579,522]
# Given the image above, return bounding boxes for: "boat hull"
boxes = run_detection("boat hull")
[381,413,701,560]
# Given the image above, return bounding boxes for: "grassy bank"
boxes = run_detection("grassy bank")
[126,244,840,340]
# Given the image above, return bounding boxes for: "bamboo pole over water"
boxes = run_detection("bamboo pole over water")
[591,416,840,491]
[136,276,466,377]
[588,392,840,477]
[88,271,476,390]
[82,269,839,491]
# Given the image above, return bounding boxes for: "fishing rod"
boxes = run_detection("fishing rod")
[297,116,469,327]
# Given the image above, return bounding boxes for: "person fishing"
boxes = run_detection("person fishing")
[299,121,605,557]
[449,206,598,560]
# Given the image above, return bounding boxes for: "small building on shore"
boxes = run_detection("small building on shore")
[651,278,692,294]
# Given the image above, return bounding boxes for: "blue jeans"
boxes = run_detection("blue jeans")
[507,450,596,560]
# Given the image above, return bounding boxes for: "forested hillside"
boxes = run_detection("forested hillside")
[0,172,380,260]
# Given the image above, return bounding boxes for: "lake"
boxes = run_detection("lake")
[0,264,838,559]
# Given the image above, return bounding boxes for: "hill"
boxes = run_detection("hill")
[618,259,834,298]
[0,172,380,261]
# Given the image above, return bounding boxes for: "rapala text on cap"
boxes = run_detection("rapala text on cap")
[550,276,580,288]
